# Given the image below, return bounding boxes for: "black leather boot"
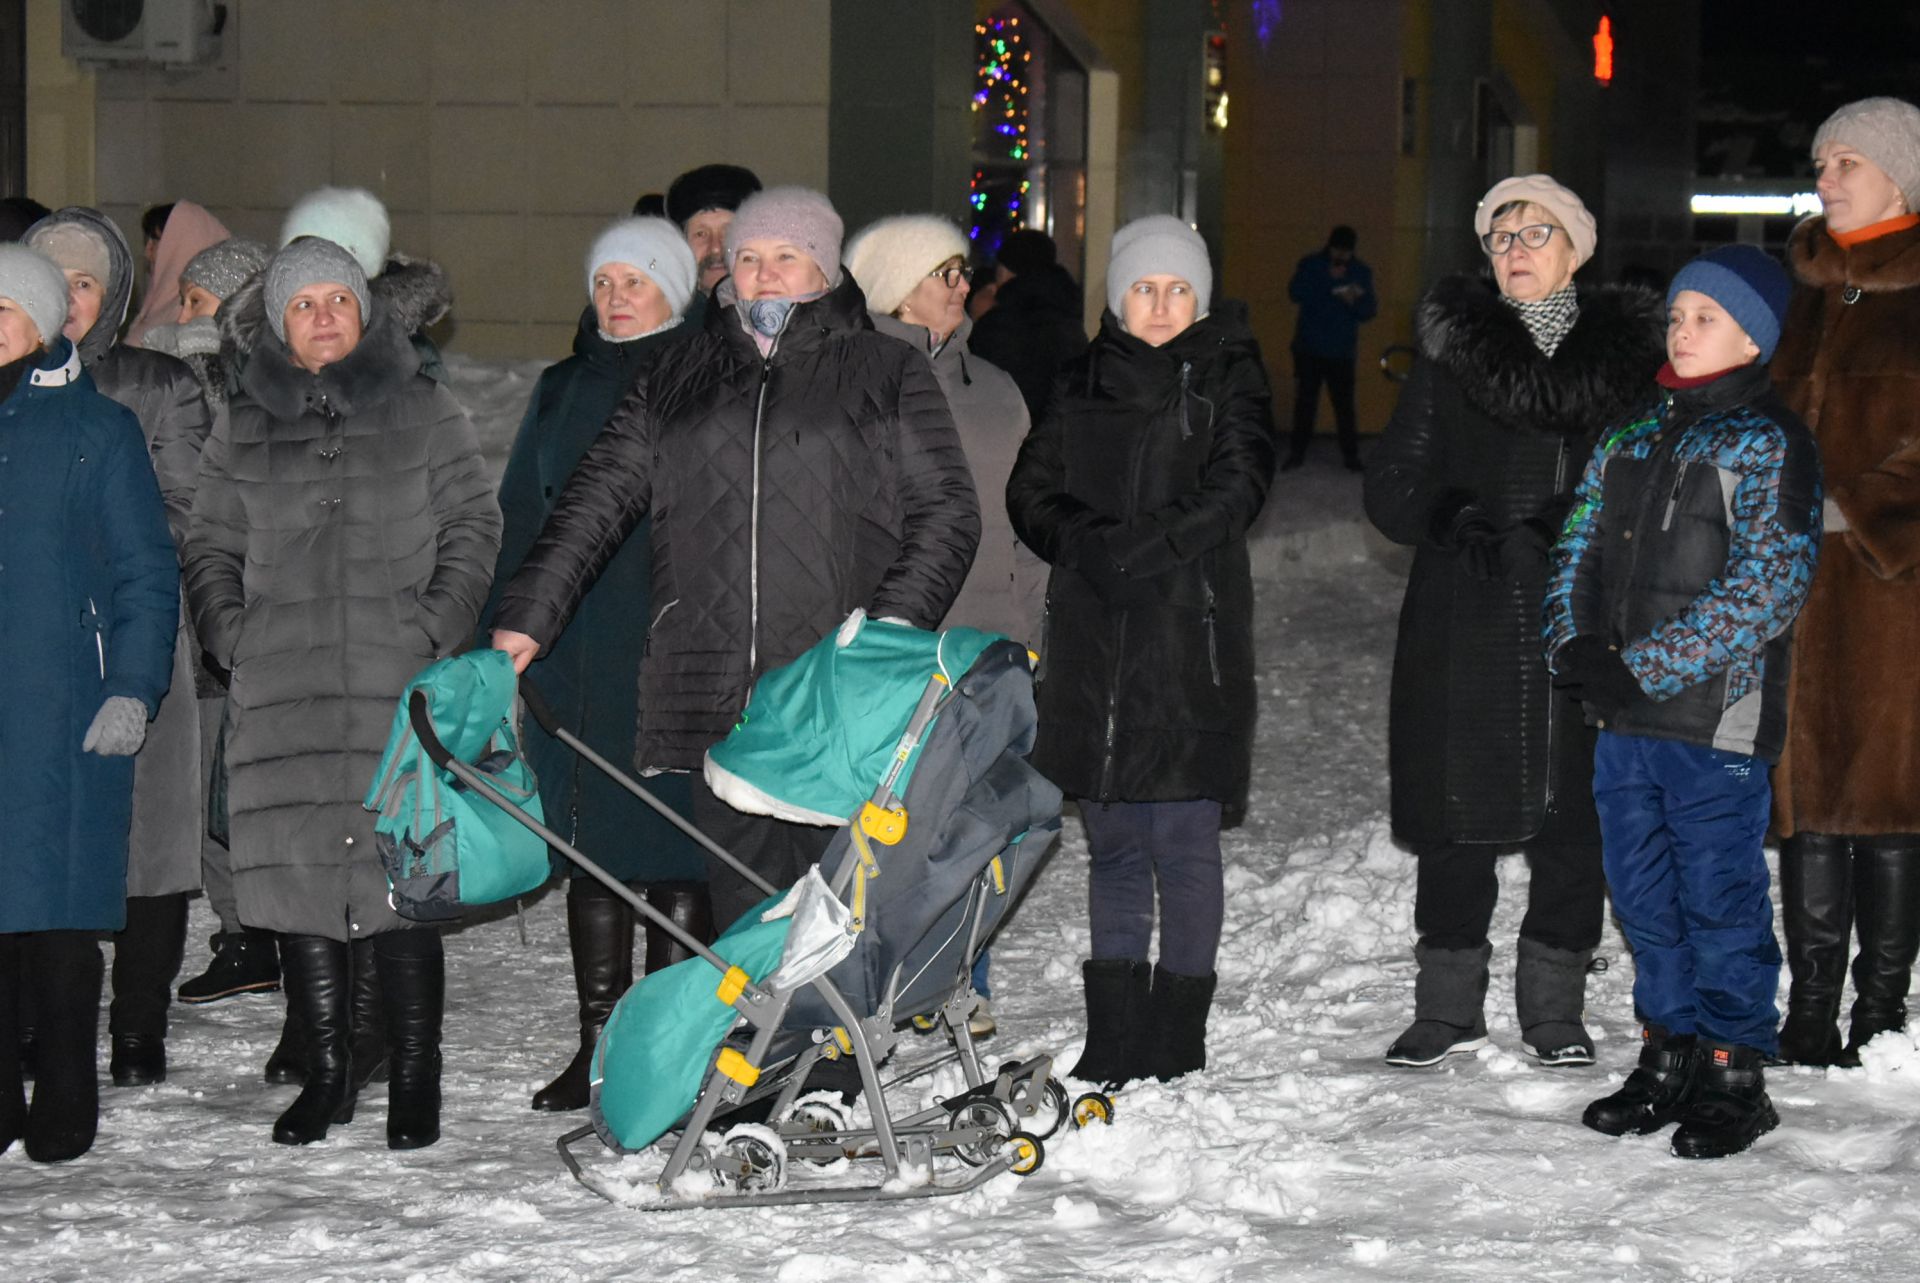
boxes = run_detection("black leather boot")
[109,892,189,1087]
[1145,965,1218,1082]
[1069,958,1151,1089]
[1671,1041,1778,1159]
[643,881,715,974]
[532,880,634,1113]
[374,928,444,1150]
[1842,834,1920,1065]
[1583,1024,1699,1135]
[272,936,355,1146]
[25,932,105,1163]
[1775,832,1852,1065]
[350,938,390,1090]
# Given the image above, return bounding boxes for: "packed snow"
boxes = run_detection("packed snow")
[6,358,1920,1282]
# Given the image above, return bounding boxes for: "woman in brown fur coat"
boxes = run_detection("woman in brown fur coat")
[1771,97,1920,1066]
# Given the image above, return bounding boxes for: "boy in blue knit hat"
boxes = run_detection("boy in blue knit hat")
[1544,244,1822,1159]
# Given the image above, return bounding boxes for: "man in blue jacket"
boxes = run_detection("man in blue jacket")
[1284,225,1376,471]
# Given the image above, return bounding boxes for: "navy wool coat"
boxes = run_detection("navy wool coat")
[0,339,179,932]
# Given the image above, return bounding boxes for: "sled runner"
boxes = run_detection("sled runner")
[404,611,1111,1208]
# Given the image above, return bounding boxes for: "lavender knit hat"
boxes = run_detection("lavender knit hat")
[1813,97,1920,211]
[726,186,844,285]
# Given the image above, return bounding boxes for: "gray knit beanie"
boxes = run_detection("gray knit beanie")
[1813,97,1920,211]
[1106,215,1213,320]
[263,237,371,341]
[182,237,269,302]
[584,216,698,319]
[726,186,845,285]
[0,243,72,347]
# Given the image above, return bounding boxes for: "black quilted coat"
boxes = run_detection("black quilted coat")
[1363,276,1664,847]
[491,274,981,773]
[1007,312,1277,816]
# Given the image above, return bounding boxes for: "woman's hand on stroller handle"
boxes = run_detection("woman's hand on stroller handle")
[491,629,540,675]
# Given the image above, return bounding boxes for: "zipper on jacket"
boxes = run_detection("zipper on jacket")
[1098,614,1126,799]
[1178,362,1193,438]
[1661,460,1689,532]
[748,361,772,671]
[88,596,104,679]
[1203,578,1221,687]
[645,598,680,657]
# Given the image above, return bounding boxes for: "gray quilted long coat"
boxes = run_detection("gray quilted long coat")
[492,273,980,774]
[184,299,500,940]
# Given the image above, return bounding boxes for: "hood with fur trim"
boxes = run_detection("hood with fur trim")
[219,252,452,361]
[25,205,135,367]
[1415,274,1665,439]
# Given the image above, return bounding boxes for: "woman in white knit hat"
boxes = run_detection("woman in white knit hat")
[1769,97,1920,1068]
[1007,214,1277,1087]
[1363,175,1664,1071]
[481,216,712,1114]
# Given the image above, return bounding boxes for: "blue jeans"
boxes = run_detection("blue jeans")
[1079,799,1225,977]
[1593,732,1781,1053]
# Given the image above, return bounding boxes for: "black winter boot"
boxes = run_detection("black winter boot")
[533,880,635,1112]
[1144,965,1217,1082]
[1583,1024,1699,1135]
[1841,835,1920,1066]
[1515,938,1595,1066]
[25,932,105,1163]
[1776,833,1851,1066]
[264,1001,304,1085]
[374,928,444,1150]
[1385,941,1492,1067]
[643,882,714,974]
[272,936,355,1146]
[1070,959,1151,1089]
[109,892,189,1086]
[349,938,390,1090]
[0,936,24,1156]
[177,927,281,1004]
[1670,1041,1778,1159]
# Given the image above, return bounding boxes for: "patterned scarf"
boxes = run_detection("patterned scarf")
[1503,285,1580,357]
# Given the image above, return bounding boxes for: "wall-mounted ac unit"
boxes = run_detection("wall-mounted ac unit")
[62,0,226,68]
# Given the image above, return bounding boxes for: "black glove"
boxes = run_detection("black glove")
[1496,516,1561,580]
[1454,513,1501,582]
[1077,532,1158,608]
[1552,635,1645,719]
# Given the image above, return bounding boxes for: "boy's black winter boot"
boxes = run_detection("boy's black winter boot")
[1070,959,1151,1089]
[178,928,282,1004]
[1144,966,1217,1082]
[1583,1024,1698,1136]
[1516,938,1596,1066]
[1670,1041,1778,1159]
[1385,941,1492,1067]
[1839,836,1920,1066]
[533,880,634,1112]
[1775,833,1851,1066]
[272,936,356,1146]
[376,928,445,1150]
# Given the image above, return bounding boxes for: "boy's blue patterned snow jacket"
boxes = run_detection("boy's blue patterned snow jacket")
[1544,361,1822,763]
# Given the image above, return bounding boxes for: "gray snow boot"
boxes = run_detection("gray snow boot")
[1385,941,1492,1067]
[1516,938,1596,1066]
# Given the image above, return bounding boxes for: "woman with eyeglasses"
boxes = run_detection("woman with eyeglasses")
[1363,175,1664,1071]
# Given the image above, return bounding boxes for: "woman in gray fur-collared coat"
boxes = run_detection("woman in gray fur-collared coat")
[185,237,499,1150]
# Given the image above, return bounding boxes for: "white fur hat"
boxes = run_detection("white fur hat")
[844,215,970,316]
[280,187,391,278]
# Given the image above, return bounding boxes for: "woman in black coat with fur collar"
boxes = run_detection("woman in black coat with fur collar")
[1364,176,1663,1070]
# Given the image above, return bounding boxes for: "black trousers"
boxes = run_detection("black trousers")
[691,777,837,934]
[1414,842,1606,954]
[1289,348,1360,462]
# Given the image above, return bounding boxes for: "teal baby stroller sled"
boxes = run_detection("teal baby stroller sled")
[402,613,1109,1207]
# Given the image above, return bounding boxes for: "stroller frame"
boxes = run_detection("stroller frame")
[407,667,1101,1210]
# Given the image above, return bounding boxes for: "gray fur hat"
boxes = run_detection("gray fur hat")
[183,238,269,302]
[1813,97,1920,211]
[263,237,370,341]
[0,243,71,346]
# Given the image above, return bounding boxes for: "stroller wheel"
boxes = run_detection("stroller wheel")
[1028,1078,1071,1141]
[1006,1131,1045,1176]
[946,1097,1016,1167]
[717,1124,787,1193]
[785,1091,855,1169]
[1071,1092,1116,1129]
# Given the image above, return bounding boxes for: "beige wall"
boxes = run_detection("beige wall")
[24,0,94,206]
[80,0,830,359]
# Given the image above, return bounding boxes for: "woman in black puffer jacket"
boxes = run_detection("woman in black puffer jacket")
[1008,216,1277,1088]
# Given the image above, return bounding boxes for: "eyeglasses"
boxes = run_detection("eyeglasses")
[929,264,974,288]
[1480,224,1561,256]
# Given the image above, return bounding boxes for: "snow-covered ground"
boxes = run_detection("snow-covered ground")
[8,363,1920,1282]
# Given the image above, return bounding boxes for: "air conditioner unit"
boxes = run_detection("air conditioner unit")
[62,0,227,68]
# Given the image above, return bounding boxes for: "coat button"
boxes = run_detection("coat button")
[344,836,355,846]
[1622,530,1633,540]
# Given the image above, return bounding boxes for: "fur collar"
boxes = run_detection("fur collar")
[238,301,422,421]
[220,253,454,360]
[1787,215,1920,292]
[1417,274,1665,438]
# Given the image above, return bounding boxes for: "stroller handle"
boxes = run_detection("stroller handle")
[516,675,562,737]
[407,691,453,769]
